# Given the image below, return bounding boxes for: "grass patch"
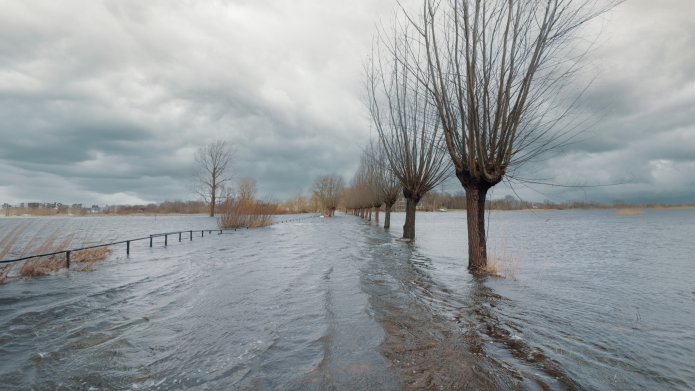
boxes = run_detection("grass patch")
[0,264,12,284]
[485,252,520,280]
[615,209,643,216]
[1,226,112,283]
[485,228,523,280]
[71,246,113,272]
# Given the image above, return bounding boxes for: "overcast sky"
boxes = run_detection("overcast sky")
[0,0,693,206]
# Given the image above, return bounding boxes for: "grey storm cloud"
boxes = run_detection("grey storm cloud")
[0,0,694,205]
[502,0,695,204]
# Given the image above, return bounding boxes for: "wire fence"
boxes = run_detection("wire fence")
[0,215,320,268]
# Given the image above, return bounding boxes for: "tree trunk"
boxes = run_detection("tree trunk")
[384,202,393,229]
[403,196,419,240]
[374,207,380,224]
[464,184,490,270]
[209,187,216,217]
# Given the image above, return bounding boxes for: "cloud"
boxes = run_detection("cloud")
[499,0,695,204]
[0,0,396,204]
[0,0,693,205]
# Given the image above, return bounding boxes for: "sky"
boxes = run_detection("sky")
[0,0,693,206]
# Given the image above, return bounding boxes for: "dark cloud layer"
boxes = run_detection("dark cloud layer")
[0,0,694,205]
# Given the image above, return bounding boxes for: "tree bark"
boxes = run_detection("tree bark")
[374,207,380,224]
[464,184,490,270]
[402,188,422,240]
[403,197,419,240]
[209,183,216,217]
[384,202,393,229]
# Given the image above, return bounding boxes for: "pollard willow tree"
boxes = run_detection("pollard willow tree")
[402,0,618,269]
[346,149,381,221]
[312,174,345,216]
[347,141,401,228]
[367,20,450,240]
[367,142,401,229]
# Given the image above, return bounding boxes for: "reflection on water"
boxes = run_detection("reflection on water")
[1,210,694,390]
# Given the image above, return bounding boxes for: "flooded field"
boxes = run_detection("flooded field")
[1,210,694,390]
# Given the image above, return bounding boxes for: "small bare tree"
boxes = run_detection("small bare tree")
[194,140,234,217]
[367,21,450,240]
[312,174,345,216]
[403,0,618,269]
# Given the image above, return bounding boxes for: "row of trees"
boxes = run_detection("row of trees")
[352,0,616,270]
[344,139,442,235]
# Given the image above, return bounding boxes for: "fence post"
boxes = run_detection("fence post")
[165,234,168,246]
[178,232,182,242]
[66,251,71,269]
[149,235,153,247]
[202,230,204,237]
[126,241,130,256]
[190,230,192,241]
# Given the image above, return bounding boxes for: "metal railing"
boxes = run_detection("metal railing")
[0,215,319,268]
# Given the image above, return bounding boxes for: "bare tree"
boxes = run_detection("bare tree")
[380,173,401,229]
[367,20,450,240]
[346,143,384,223]
[400,0,618,269]
[364,140,401,229]
[194,140,234,217]
[312,174,345,216]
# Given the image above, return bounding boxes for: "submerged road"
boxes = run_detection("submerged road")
[2,211,694,390]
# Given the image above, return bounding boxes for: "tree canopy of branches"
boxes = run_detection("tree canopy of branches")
[345,141,401,229]
[369,142,402,229]
[397,0,617,268]
[194,140,234,217]
[367,20,450,240]
[312,174,345,216]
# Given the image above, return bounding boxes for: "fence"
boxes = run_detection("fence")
[0,215,319,268]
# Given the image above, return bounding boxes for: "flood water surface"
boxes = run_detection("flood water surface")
[1,210,694,390]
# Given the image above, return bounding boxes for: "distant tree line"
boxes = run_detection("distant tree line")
[408,193,683,212]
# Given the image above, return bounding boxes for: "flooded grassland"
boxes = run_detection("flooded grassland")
[1,210,694,390]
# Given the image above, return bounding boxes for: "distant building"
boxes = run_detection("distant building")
[27,202,41,209]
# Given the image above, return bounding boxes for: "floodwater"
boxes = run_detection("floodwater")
[0,210,693,390]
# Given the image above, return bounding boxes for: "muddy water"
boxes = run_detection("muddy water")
[1,210,694,390]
